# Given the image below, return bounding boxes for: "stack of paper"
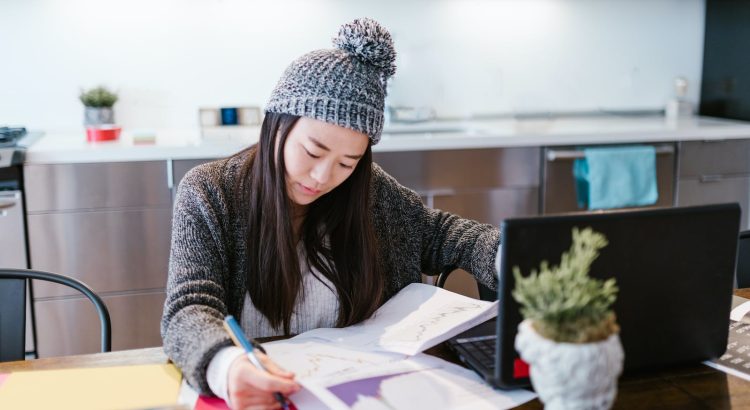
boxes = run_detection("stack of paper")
[181,283,536,410]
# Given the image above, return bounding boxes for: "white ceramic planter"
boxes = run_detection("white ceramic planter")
[515,319,624,410]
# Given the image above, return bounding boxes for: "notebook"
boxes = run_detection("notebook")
[448,203,741,389]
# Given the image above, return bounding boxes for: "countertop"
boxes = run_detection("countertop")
[23,115,750,164]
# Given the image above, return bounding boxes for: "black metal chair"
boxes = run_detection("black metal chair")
[0,269,112,362]
[436,267,497,301]
[737,231,750,288]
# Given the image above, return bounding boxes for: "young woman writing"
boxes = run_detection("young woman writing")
[161,18,500,410]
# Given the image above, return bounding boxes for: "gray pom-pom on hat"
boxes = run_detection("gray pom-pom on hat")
[265,18,397,145]
[333,18,397,79]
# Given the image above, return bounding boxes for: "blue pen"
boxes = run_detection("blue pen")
[223,315,290,410]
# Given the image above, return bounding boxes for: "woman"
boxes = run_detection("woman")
[161,18,500,409]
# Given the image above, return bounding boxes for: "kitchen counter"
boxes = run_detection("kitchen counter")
[24,115,750,164]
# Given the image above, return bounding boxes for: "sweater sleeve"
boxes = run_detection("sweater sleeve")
[372,164,501,291]
[418,206,501,290]
[160,166,234,395]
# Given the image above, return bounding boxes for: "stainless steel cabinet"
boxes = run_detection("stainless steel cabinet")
[679,139,750,177]
[27,208,172,297]
[677,140,750,229]
[34,291,165,357]
[24,161,172,357]
[432,189,539,226]
[171,158,217,200]
[375,148,540,298]
[0,191,28,269]
[24,162,171,212]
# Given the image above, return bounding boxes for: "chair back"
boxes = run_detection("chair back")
[0,278,25,362]
[436,268,496,301]
[0,269,111,362]
[737,231,750,288]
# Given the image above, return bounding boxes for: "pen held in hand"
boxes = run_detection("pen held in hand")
[223,315,290,410]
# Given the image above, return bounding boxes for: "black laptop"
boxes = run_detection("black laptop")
[448,203,741,389]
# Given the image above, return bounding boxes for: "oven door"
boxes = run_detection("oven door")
[0,190,28,268]
[541,143,676,214]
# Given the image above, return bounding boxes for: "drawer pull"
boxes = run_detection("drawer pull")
[546,144,675,162]
[417,189,456,198]
[0,200,17,209]
[700,174,724,183]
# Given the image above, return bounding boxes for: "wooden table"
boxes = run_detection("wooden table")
[4,291,750,409]
[3,345,745,409]
[0,346,168,373]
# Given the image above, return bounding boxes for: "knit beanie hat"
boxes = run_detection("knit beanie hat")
[265,18,397,145]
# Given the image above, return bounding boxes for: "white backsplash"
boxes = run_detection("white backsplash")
[0,0,705,129]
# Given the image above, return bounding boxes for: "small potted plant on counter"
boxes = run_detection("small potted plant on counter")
[513,227,623,410]
[80,86,118,126]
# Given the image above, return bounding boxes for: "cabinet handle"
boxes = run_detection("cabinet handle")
[0,200,16,209]
[420,189,456,197]
[0,192,20,209]
[166,159,174,190]
[700,174,724,183]
[546,144,675,161]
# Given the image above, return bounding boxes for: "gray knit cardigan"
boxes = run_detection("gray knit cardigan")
[161,152,501,394]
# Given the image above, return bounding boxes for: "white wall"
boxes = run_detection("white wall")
[0,0,705,130]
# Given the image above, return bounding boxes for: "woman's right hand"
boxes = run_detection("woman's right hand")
[226,352,300,410]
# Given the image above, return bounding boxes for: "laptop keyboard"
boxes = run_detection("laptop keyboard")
[455,335,497,370]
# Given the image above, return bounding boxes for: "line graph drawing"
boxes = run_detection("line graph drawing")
[292,352,393,380]
[383,301,486,344]
[264,341,405,381]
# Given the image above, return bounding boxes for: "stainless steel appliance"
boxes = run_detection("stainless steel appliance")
[0,127,32,269]
[0,126,43,357]
[0,127,36,357]
[541,143,677,214]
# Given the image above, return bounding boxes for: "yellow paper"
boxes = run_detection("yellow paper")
[0,364,182,410]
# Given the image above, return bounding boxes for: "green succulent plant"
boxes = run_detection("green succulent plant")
[512,227,619,343]
[79,86,118,108]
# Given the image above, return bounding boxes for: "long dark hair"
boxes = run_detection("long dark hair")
[235,112,384,335]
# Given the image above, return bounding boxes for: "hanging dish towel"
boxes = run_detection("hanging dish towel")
[573,145,658,210]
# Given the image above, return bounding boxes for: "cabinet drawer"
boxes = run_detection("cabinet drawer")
[35,292,165,357]
[172,158,217,190]
[680,140,750,177]
[677,176,750,230]
[27,208,172,297]
[430,188,537,300]
[432,188,539,226]
[172,158,218,202]
[374,147,540,191]
[24,161,172,212]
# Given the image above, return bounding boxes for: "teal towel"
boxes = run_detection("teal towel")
[573,145,658,210]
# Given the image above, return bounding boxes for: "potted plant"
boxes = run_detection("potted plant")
[79,86,118,126]
[513,227,623,410]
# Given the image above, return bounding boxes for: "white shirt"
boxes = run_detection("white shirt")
[206,247,339,400]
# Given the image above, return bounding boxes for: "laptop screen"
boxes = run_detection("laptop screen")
[496,203,740,387]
